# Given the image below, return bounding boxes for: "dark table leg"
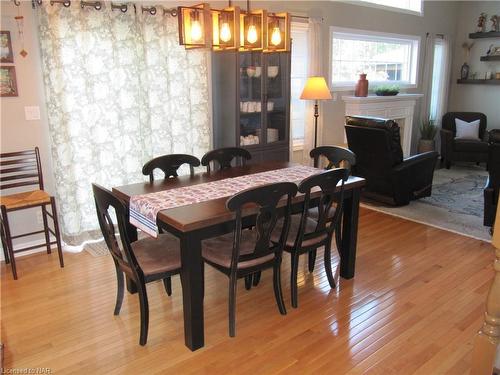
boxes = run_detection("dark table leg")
[340,187,361,279]
[180,233,205,351]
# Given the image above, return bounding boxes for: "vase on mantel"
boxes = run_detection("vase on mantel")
[355,73,368,97]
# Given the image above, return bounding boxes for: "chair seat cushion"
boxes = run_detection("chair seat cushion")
[271,215,327,249]
[131,234,181,276]
[0,190,51,210]
[453,139,488,153]
[202,230,274,269]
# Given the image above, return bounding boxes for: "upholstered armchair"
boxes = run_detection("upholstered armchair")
[484,129,500,228]
[440,112,488,169]
[345,116,439,206]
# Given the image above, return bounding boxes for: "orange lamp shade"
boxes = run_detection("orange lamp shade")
[300,77,333,100]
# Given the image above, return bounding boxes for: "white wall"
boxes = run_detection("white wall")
[0,0,461,256]
[448,1,500,130]
[1,1,56,256]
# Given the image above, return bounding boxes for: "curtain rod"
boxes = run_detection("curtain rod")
[28,0,319,21]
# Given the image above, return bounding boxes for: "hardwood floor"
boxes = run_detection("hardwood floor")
[1,208,494,374]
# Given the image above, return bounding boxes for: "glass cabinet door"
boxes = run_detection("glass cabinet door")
[239,52,262,147]
[265,53,287,144]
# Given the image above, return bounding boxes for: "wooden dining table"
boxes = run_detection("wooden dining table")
[113,161,365,351]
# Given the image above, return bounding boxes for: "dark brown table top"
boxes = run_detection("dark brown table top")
[113,161,365,232]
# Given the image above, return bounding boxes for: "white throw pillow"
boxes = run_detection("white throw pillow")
[455,118,481,140]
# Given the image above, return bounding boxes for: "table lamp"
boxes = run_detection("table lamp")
[300,76,333,149]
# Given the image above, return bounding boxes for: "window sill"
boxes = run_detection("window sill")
[292,140,304,151]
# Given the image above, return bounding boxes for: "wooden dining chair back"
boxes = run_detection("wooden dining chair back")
[201,147,252,172]
[142,154,200,183]
[276,168,348,308]
[0,147,63,279]
[297,168,349,243]
[202,182,297,337]
[92,184,182,345]
[310,146,356,172]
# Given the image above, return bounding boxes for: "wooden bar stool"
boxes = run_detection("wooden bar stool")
[0,147,63,279]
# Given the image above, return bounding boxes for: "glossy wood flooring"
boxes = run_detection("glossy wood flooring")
[1,208,495,374]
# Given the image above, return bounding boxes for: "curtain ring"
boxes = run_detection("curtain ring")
[111,2,127,13]
[141,6,156,16]
[50,0,71,7]
[164,8,177,17]
[80,1,102,11]
[12,0,21,6]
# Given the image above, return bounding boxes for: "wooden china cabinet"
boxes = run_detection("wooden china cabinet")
[211,50,291,163]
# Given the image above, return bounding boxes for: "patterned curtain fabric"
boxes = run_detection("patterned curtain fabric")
[37,4,210,243]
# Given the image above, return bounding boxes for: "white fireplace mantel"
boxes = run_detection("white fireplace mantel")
[342,94,423,157]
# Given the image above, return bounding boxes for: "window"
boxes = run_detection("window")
[330,27,420,89]
[352,0,422,15]
[290,22,309,144]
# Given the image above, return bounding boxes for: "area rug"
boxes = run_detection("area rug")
[83,240,109,257]
[361,164,491,242]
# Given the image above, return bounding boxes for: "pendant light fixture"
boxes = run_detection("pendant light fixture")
[178,3,211,49]
[240,7,266,51]
[211,4,240,51]
[177,1,290,52]
[265,12,290,52]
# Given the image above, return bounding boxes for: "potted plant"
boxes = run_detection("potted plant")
[418,119,438,153]
[374,84,400,96]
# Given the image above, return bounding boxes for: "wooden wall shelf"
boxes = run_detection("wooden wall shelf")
[480,55,500,61]
[457,79,500,85]
[469,32,500,39]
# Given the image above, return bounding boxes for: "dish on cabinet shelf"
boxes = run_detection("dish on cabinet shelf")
[268,66,279,78]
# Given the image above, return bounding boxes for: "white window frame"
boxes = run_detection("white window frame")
[329,27,421,91]
[338,0,423,16]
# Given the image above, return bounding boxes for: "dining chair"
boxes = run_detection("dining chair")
[0,147,63,280]
[310,146,356,172]
[272,168,348,308]
[201,147,252,172]
[201,182,297,337]
[142,154,200,183]
[92,184,182,346]
[308,146,356,272]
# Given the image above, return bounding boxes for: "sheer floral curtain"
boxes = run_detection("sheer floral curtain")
[37,4,210,243]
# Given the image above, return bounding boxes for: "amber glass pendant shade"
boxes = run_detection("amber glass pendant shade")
[212,6,240,51]
[178,3,212,49]
[239,9,266,51]
[265,13,290,52]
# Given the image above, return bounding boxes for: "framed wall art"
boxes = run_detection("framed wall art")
[1,66,18,97]
[0,31,14,63]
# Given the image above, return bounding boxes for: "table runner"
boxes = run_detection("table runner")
[129,165,322,237]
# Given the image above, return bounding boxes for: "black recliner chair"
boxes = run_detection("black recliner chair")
[345,116,439,206]
[484,129,500,228]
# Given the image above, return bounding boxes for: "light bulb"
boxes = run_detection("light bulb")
[247,24,258,44]
[220,22,231,43]
[271,26,282,46]
[190,19,203,42]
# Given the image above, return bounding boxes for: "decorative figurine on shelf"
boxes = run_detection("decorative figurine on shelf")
[461,42,474,80]
[491,15,499,32]
[477,13,488,33]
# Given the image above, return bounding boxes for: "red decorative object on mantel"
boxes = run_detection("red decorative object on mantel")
[355,73,368,97]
